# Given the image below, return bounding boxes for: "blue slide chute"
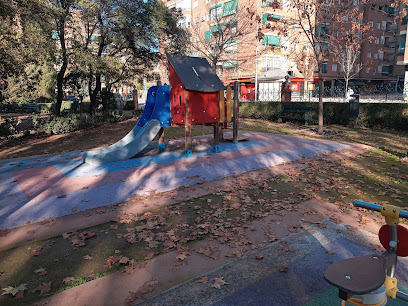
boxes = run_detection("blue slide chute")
[82,85,170,166]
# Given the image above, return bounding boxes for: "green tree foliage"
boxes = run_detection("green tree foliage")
[0,0,56,103]
[71,0,187,114]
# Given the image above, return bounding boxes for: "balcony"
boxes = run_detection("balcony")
[388,24,397,33]
[262,0,281,9]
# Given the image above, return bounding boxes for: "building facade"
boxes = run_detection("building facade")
[165,0,405,100]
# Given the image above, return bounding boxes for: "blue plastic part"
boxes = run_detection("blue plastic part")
[150,85,171,127]
[158,143,166,151]
[137,86,158,127]
[185,150,192,157]
[233,139,238,144]
[212,145,220,153]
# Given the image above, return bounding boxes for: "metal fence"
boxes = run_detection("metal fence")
[254,82,408,103]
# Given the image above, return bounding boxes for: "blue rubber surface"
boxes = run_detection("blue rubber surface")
[137,86,158,127]
[151,85,171,127]
[56,140,274,179]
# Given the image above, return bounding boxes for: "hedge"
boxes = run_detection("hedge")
[239,101,408,131]
[0,101,90,114]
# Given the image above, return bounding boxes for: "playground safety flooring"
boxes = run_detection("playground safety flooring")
[38,199,408,306]
[0,132,354,230]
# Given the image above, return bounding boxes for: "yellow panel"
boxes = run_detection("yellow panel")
[219,91,225,123]
[226,86,232,122]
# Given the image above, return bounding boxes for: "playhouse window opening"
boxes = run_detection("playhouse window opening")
[179,95,182,106]
[174,95,176,106]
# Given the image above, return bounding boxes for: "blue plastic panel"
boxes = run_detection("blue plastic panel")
[150,85,171,127]
[137,86,158,127]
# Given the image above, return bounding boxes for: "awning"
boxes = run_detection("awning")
[262,35,281,46]
[223,0,238,16]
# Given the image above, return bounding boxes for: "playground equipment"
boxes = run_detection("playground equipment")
[83,55,239,165]
[167,54,238,156]
[324,200,408,305]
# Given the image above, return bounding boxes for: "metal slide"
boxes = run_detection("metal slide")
[82,85,170,166]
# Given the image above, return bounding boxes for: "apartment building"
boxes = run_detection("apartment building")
[165,0,404,98]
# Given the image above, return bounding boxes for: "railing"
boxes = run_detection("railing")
[246,82,408,103]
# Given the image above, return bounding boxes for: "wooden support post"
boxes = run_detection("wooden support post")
[213,123,220,152]
[185,91,192,156]
[219,90,225,141]
[233,81,239,144]
[158,127,165,151]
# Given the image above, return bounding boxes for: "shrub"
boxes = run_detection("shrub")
[239,101,408,131]
[33,111,123,135]
[0,117,21,138]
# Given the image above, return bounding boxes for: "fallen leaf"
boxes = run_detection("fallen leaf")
[1,284,27,296]
[122,267,135,275]
[211,277,229,289]
[327,250,335,255]
[31,282,51,296]
[197,276,209,283]
[254,255,264,260]
[57,194,67,199]
[34,268,47,276]
[31,247,42,256]
[119,257,129,265]
[72,207,78,212]
[176,254,187,261]
[279,267,289,273]
[62,277,75,284]
[83,255,92,260]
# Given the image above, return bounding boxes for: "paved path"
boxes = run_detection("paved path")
[138,221,408,306]
[38,199,408,306]
[0,132,352,230]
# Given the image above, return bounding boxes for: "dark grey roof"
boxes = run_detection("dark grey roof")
[167,55,225,92]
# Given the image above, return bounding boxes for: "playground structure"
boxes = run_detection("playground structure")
[324,200,408,305]
[83,55,239,165]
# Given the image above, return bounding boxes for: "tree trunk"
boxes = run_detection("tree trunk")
[345,78,349,99]
[88,73,102,115]
[55,71,65,116]
[318,60,323,135]
[54,17,68,117]
[303,79,308,100]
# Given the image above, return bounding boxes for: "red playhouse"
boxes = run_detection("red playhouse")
[167,55,239,156]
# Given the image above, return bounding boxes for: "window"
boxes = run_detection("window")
[340,65,344,72]
[209,4,223,20]
[353,0,358,6]
[332,64,337,72]
[366,68,370,73]
[373,68,377,74]
[194,0,198,8]
[291,42,298,51]
[399,34,406,52]
[380,36,385,44]
[375,38,379,44]
[379,51,384,59]
[205,30,211,42]
[322,63,327,73]
[283,0,290,8]
[224,41,237,54]
[291,61,297,70]
[343,15,348,21]
[377,23,381,29]
[282,36,290,49]
[374,53,378,59]
[382,21,386,30]
[369,21,373,28]
[194,17,199,25]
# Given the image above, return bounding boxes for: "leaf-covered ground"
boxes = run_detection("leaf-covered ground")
[0,119,407,305]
